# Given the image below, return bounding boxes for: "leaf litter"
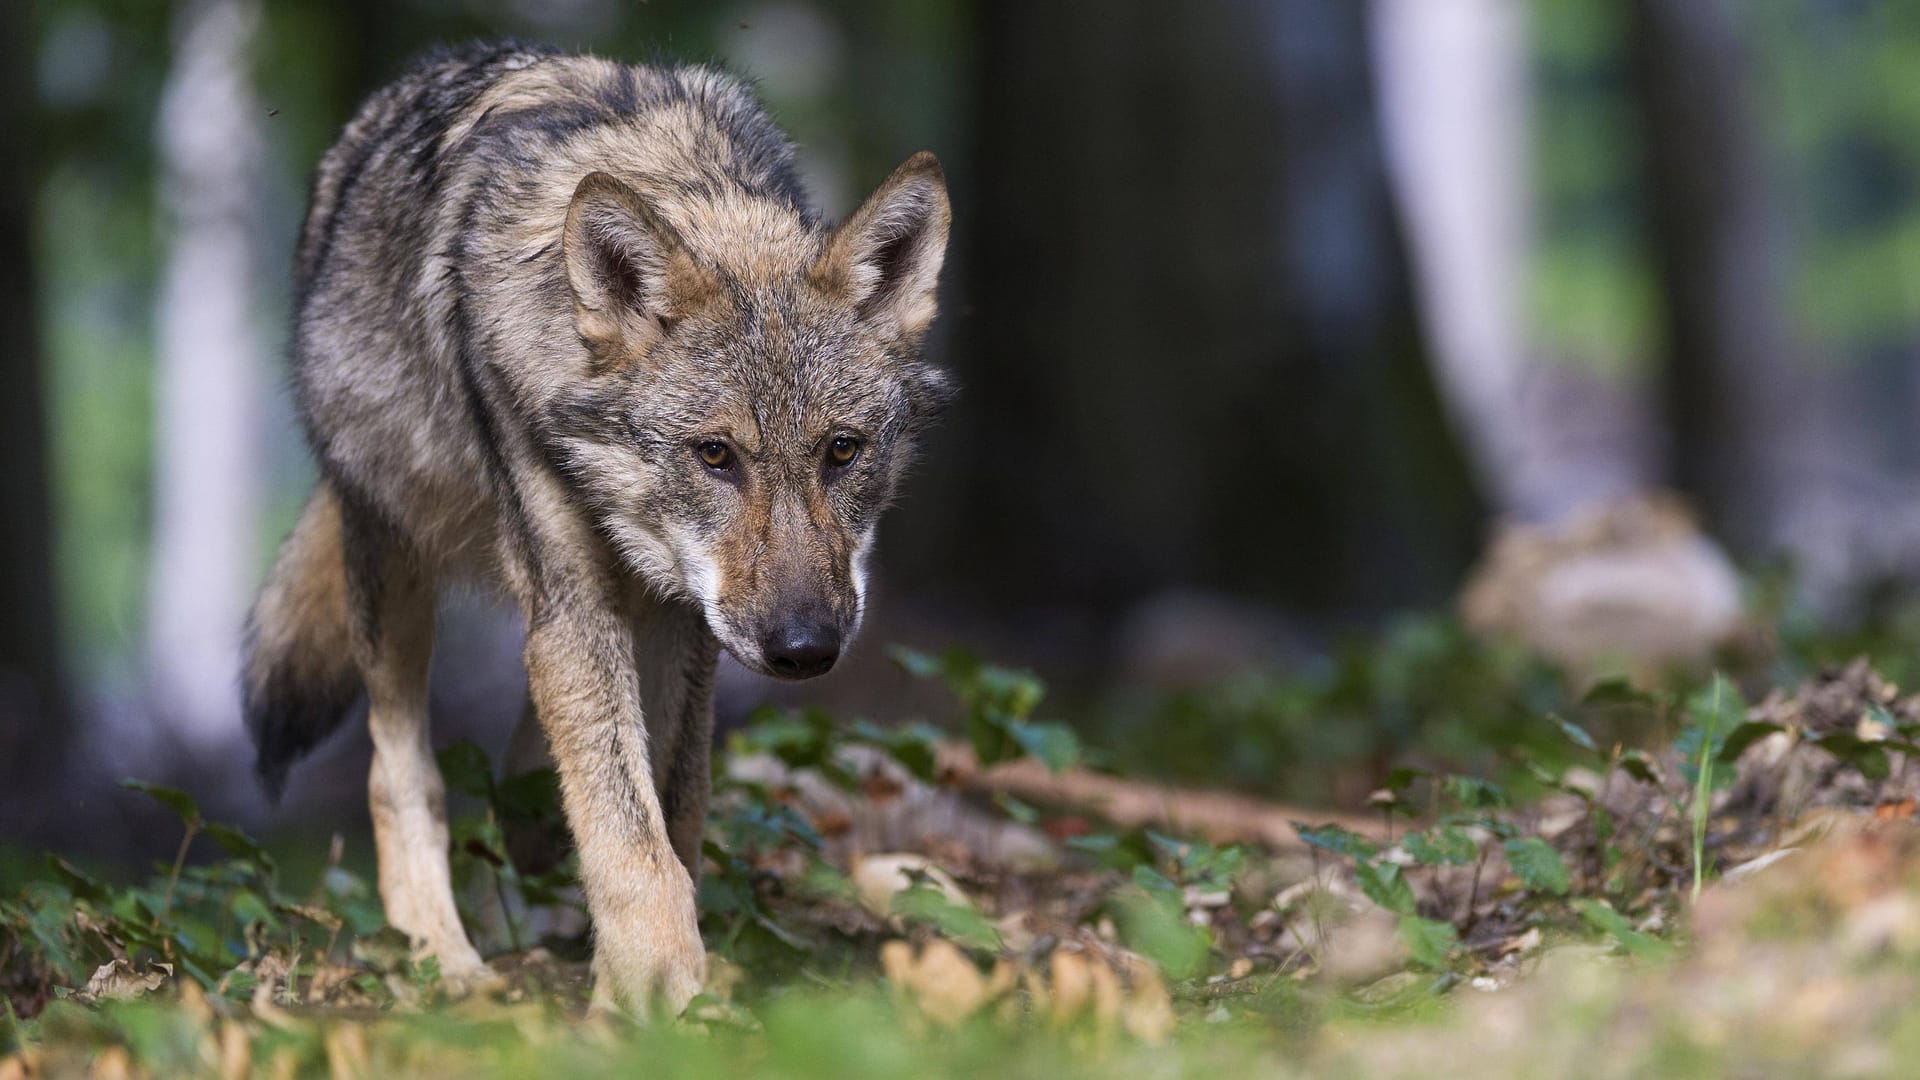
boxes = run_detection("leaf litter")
[11,649,1920,1075]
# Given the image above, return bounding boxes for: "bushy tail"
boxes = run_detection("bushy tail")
[243,483,362,800]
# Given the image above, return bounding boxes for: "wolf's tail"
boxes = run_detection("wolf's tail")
[242,483,362,800]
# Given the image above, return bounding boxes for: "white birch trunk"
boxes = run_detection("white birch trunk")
[1369,0,1536,514]
[147,0,264,745]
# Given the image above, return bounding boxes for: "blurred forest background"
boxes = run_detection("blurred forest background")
[7,0,1920,851]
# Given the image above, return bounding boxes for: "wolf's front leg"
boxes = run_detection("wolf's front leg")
[525,602,705,1016]
[341,511,497,993]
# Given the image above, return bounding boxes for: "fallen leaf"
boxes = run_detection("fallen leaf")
[1876,798,1916,821]
[851,853,973,920]
[81,959,172,1001]
[882,939,991,1027]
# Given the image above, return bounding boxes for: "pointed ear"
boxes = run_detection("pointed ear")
[814,151,951,339]
[562,171,707,369]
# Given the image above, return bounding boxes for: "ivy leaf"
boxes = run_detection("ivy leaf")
[1109,890,1210,981]
[202,823,275,879]
[1718,721,1785,764]
[1443,775,1510,810]
[1398,915,1458,970]
[1582,676,1659,709]
[1553,715,1599,753]
[1573,899,1673,961]
[886,645,945,680]
[120,780,201,828]
[1383,767,1430,793]
[1291,822,1379,860]
[1010,720,1082,773]
[1806,732,1892,781]
[1503,837,1569,895]
[1354,859,1416,915]
[1403,826,1479,867]
[891,884,1002,952]
[435,741,495,800]
[1618,750,1660,784]
[495,768,562,824]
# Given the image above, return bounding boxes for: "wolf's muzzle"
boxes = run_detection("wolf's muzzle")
[761,617,841,678]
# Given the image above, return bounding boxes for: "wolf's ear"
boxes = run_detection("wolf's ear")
[814,151,950,340]
[562,171,706,369]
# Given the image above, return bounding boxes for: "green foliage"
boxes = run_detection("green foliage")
[1097,616,1575,806]
[1397,916,1459,971]
[890,646,1081,773]
[1501,838,1570,897]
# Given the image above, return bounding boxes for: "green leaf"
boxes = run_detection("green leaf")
[228,889,277,929]
[848,719,943,782]
[1718,721,1786,763]
[1403,826,1479,867]
[120,779,201,827]
[1552,715,1599,752]
[1442,776,1510,810]
[1009,720,1082,773]
[495,768,562,823]
[1108,890,1210,981]
[993,793,1040,824]
[1687,673,1748,732]
[1291,822,1379,860]
[1383,767,1430,794]
[890,885,1001,952]
[1502,837,1569,895]
[1131,864,1180,901]
[1354,859,1416,915]
[202,822,273,876]
[887,645,945,680]
[1573,899,1673,961]
[1807,732,1892,781]
[1618,750,1660,784]
[1397,915,1458,970]
[1581,676,1659,709]
[435,741,495,800]
[44,856,109,904]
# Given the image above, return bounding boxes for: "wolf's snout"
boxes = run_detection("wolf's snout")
[761,618,841,679]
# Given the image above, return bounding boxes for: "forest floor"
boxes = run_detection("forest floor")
[10,634,1920,1077]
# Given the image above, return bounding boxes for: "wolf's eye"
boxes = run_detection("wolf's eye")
[696,441,735,470]
[827,435,861,467]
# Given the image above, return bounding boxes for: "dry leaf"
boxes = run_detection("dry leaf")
[1875,799,1916,821]
[81,959,172,1001]
[881,939,991,1027]
[219,1021,251,1080]
[851,854,973,920]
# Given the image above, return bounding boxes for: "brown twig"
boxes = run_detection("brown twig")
[945,747,1393,851]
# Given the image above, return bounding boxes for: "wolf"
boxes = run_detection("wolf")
[241,41,952,1013]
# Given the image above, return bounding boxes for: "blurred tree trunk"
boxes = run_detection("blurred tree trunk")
[924,0,1482,628]
[147,0,265,743]
[1371,0,1536,516]
[1628,0,1804,551]
[0,1,65,785]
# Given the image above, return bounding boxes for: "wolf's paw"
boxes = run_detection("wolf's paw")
[419,940,506,999]
[437,957,508,998]
[588,890,707,1020]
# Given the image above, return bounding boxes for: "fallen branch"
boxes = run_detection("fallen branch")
[942,747,1391,852]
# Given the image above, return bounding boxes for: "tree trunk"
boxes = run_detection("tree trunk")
[0,1,65,781]
[1628,0,1803,551]
[1371,0,1536,516]
[147,0,266,743]
[916,0,1482,627]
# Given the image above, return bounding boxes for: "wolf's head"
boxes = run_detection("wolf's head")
[549,153,952,679]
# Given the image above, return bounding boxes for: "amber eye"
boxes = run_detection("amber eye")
[696,441,735,470]
[827,435,861,467]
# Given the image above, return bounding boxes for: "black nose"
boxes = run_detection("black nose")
[762,621,841,679]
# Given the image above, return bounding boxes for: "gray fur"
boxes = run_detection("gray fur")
[242,41,952,1011]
